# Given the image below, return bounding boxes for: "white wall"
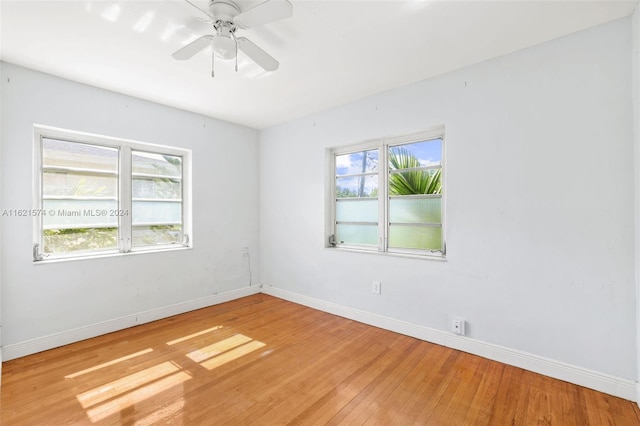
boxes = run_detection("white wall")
[260,16,636,384]
[0,60,3,374]
[633,3,640,405]
[0,62,260,357]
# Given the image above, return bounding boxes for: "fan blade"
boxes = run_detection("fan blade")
[172,35,214,60]
[234,0,293,29]
[184,0,214,22]
[237,37,279,71]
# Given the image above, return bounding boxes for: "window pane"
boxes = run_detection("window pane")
[43,171,117,198]
[43,200,118,228]
[133,225,182,246]
[336,224,378,246]
[43,227,118,253]
[336,175,378,198]
[132,201,181,225]
[43,138,118,172]
[336,199,378,222]
[389,139,442,170]
[41,138,120,256]
[336,149,378,176]
[389,168,441,196]
[389,197,441,224]
[133,178,181,199]
[389,225,442,251]
[132,150,184,249]
[132,151,182,177]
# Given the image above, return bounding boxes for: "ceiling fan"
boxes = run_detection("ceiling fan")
[173,0,293,77]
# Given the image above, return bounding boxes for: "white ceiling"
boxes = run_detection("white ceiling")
[0,1,636,129]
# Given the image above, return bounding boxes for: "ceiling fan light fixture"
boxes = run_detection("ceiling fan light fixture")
[211,35,236,59]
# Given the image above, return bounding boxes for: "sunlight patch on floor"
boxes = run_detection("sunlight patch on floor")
[166,325,223,345]
[85,371,191,423]
[76,361,184,408]
[65,349,154,379]
[186,334,253,363]
[200,340,266,370]
[70,329,265,423]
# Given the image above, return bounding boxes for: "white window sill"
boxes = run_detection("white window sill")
[33,245,192,265]
[326,246,447,262]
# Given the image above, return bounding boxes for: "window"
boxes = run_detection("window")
[330,128,444,257]
[33,126,191,260]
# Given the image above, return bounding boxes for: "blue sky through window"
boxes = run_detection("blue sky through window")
[390,138,442,168]
[336,138,441,176]
[336,149,379,176]
[335,138,442,198]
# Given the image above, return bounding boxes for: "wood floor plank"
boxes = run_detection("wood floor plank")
[1,294,639,425]
[347,341,437,424]
[633,399,640,423]
[341,338,426,424]
[388,344,452,422]
[404,350,462,423]
[421,353,489,425]
[464,360,505,425]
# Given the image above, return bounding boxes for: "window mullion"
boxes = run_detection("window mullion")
[379,144,388,252]
[119,146,132,253]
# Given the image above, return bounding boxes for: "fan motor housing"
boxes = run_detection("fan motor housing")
[208,0,240,22]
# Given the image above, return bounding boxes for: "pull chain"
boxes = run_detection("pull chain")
[211,51,215,78]
[231,32,239,72]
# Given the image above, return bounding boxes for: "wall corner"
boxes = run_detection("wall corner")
[631,3,640,405]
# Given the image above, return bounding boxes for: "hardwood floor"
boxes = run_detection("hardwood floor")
[1,294,639,425]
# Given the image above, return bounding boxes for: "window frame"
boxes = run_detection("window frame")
[328,127,446,259]
[333,144,381,250]
[33,125,192,262]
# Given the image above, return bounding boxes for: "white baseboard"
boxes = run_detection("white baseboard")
[2,285,260,361]
[262,285,637,402]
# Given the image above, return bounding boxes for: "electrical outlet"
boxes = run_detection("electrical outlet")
[372,281,381,295]
[452,318,466,335]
